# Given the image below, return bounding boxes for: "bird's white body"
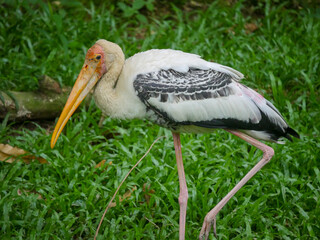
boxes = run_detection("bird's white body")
[93,44,290,142]
[95,49,242,119]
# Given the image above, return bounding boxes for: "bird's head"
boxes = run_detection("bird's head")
[50,39,122,148]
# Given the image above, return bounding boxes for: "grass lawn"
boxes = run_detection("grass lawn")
[1,0,319,239]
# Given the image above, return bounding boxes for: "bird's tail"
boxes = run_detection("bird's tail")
[285,127,300,142]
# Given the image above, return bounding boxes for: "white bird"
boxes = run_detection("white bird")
[51,39,299,240]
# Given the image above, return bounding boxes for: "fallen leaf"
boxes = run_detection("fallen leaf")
[143,183,155,205]
[245,22,259,34]
[95,159,112,168]
[17,189,43,199]
[52,1,61,6]
[94,160,112,174]
[39,75,62,93]
[135,28,147,40]
[109,186,137,208]
[227,26,235,35]
[0,144,47,164]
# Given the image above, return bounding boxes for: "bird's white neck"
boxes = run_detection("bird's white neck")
[93,49,125,118]
[92,40,147,120]
[93,58,148,120]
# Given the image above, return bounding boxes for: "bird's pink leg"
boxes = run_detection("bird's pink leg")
[199,130,274,240]
[172,132,189,240]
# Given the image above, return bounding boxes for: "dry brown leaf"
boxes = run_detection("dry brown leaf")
[17,189,43,199]
[245,22,259,34]
[0,144,47,164]
[143,183,155,205]
[109,186,137,208]
[95,159,112,168]
[227,26,235,35]
[135,28,147,40]
[94,160,112,173]
[52,1,61,6]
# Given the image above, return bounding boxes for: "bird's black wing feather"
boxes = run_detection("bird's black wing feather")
[133,68,236,127]
[134,68,234,103]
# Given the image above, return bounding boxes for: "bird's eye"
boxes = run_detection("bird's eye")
[96,55,101,60]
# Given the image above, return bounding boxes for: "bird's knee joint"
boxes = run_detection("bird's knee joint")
[178,191,189,205]
[263,146,274,162]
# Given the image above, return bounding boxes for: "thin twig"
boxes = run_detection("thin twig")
[144,216,160,229]
[94,136,165,239]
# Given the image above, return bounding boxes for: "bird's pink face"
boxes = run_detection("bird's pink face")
[50,43,107,148]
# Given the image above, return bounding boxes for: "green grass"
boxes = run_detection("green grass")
[1,0,320,239]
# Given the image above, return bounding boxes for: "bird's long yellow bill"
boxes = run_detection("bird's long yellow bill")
[50,64,99,148]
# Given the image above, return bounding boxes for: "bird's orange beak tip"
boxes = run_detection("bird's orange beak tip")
[50,62,100,149]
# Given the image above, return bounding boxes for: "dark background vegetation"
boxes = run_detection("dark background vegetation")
[0,0,319,239]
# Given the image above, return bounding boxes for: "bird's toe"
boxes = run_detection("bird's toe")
[199,216,217,240]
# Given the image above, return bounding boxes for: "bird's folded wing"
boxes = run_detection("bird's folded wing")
[133,67,288,134]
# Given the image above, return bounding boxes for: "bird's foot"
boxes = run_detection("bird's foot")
[199,215,217,240]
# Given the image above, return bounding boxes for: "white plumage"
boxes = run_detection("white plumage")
[92,41,293,143]
[125,49,244,79]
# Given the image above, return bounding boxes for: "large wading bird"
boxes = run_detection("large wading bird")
[51,39,299,240]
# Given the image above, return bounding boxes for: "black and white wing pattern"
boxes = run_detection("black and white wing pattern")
[133,67,298,143]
